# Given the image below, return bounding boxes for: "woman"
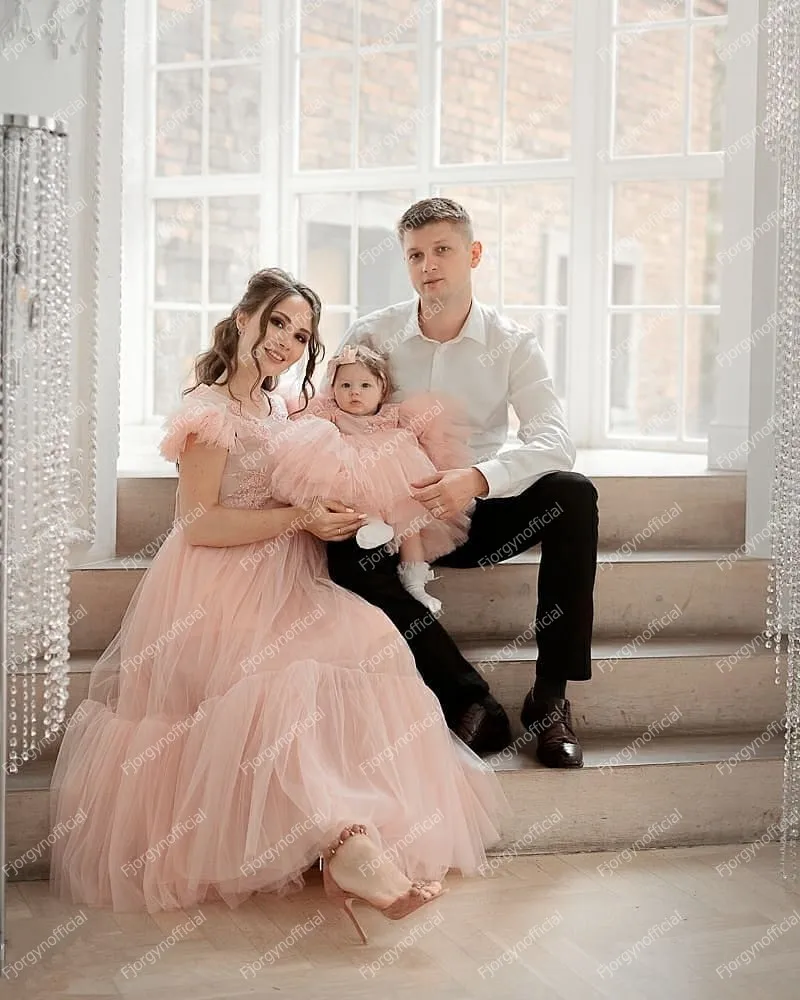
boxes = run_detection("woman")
[50,268,508,940]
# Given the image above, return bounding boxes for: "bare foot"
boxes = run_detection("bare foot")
[327,831,441,908]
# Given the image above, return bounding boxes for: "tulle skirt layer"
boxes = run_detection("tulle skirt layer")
[50,524,507,912]
[267,417,469,561]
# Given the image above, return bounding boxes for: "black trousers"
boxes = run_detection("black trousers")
[327,471,599,728]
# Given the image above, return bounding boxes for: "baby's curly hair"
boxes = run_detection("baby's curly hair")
[327,343,396,404]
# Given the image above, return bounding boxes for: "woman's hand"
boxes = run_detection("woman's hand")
[299,498,367,541]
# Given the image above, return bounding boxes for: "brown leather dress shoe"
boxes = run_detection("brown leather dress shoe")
[520,693,583,768]
[454,697,512,756]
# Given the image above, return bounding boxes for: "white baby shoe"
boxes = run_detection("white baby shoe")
[398,561,442,615]
[356,517,395,550]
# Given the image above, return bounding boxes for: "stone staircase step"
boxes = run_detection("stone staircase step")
[463,635,782,733]
[491,731,782,858]
[7,732,781,881]
[68,550,767,650]
[115,471,746,558]
[16,637,781,769]
[432,550,767,640]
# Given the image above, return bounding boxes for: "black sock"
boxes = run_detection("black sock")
[532,675,567,703]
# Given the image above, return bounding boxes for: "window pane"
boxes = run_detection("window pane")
[208,309,231,336]
[687,180,723,305]
[609,311,634,410]
[210,0,261,59]
[299,193,353,305]
[691,24,726,152]
[440,46,501,164]
[505,39,571,160]
[360,0,419,46]
[358,51,419,167]
[684,313,719,438]
[615,29,685,156]
[502,184,571,306]
[607,311,680,438]
[208,196,260,304]
[154,199,203,301]
[506,310,568,399]
[299,57,354,169]
[357,191,415,315]
[156,0,203,63]
[153,310,202,416]
[611,182,683,306]
[318,310,351,369]
[301,0,355,49]
[507,0,574,32]
[616,0,685,22]
[436,185,500,305]
[442,0,502,40]
[209,67,261,173]
[694,0,726,14]
[155,70,203,176]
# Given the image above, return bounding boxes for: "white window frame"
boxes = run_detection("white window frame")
[607,251,644,429]
[120,0,732,471]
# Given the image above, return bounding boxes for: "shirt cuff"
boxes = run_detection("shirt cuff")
[473,459,509,500]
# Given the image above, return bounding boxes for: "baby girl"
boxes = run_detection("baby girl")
[268,344,472,613]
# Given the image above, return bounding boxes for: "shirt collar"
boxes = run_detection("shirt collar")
[403,297,487,346]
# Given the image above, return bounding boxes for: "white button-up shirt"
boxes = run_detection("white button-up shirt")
[336,297,576,499]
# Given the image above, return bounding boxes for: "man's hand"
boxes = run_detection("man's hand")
[410,468,489,519]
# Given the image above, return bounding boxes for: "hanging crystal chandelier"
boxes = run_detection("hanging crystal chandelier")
[1,114,76,781]
[765,0,800,882]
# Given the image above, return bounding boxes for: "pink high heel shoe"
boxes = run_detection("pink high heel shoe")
[321,824,446,944]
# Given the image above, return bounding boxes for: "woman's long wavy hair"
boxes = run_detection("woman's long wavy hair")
[185,268,324,413]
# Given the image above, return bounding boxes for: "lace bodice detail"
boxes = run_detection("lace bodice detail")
[160,385,291,510]
[330,405,402,436]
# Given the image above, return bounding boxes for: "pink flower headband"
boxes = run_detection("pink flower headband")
[327,343,359,375]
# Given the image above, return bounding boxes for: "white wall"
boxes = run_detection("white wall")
[701,0,777,555]
[745,0,779,559]
[0,0,125,562]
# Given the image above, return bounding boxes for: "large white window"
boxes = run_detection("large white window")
[120,0,728,472]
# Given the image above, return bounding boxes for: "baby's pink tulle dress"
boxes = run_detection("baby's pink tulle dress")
[267,392,473,561]
[48,384,508,913]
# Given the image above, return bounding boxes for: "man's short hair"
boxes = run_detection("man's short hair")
[396,197,474,245]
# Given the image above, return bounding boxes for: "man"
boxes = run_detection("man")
[326,197,598,768]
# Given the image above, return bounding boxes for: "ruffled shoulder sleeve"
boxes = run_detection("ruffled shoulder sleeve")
[159,389,241,462]
[398,392,473,471]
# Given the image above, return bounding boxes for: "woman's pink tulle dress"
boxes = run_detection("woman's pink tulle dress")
[49,384,508,913]
[267,393,472,561]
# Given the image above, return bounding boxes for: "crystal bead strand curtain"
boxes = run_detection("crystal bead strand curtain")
[765,0,800,882]
[0,114,74,962]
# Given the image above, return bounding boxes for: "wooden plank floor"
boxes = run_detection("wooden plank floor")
[2,844,800,999]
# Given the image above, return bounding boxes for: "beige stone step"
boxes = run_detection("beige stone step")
[464,635,782,734]
[7,732,781,881]
[17,637,781,770]
[431,549,767,640]
[68,549,767,649]
[115,471,746,558]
